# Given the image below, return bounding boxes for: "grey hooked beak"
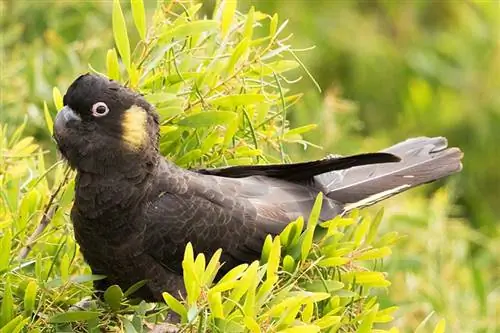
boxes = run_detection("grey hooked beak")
[54,106,81,134]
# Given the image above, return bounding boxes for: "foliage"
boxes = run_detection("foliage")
[250,0,500,232]
[1,0,498,333]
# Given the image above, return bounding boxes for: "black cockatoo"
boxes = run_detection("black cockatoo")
[53,73,463,302]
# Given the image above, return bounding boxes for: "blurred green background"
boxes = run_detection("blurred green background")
[1,0,499,331]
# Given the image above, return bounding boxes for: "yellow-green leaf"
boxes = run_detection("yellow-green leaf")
[313,315,341,329]
[225,38,250,75]
[175,149,202,166]
[433,319,446,333]
[266,237,281,279]
[202,248,222,286]
[178,111,237,128]
[52,87,63,110]
[106,48,120,80]
[162,292,187,322]
[210,94,266,108]
[243,6,255,40]
[358,304,379,333]
[208,291,224,318]
[160,20,219,42]
[221,0,237,38]
[23,280,38,317]
[112,0,131,69]
[130,0,146,40]
[356,247,392,261]
[244,316,261,333]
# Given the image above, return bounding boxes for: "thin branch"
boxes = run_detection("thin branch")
[18,166,72,260]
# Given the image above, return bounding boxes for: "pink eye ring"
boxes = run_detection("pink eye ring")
[91,102,109,117]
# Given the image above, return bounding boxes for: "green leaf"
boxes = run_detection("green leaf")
[266,237,281,279]
[221,0,237,38]
[23,280,38,316]
[106,48,121,80]
[210,94,266,108]
[243,6,255,40]
[212,263,248,293]
[0,279,13,327]
[178,111,236,128]
[318,257,349,267]
[356,247,392,261]
[285,124,317,138]
[260,234,273,263]
[0,315,29,333]
[202,248,222,286]
[343,272,391,287]
[225,38,250,75]
[0,229,12,271]
[208,291,224,318]
[123,280,147,297]
[366,208,384,245]
[52,87,63,110]
[358,304,378,333]
[313,316,341,329]
[112,0,131,69]
[70,274,107,284]
[103,285,123,311]
[162,292,187,322]
[145,93,179,104]
[269,13,278,38]
[223,113,241,147]
[243,316,260,333]
[43,102,54,135]
[224,261,259,316]
[433,319,446,333]
[301,193,323,261]
[130,0,146,40]
[200,130,221,154]
[175,149,202,166]
[301,280,344,293]
[49,311,100,323]
[353,216,370,245]
[160,20,219,42]
[282,255,295,273]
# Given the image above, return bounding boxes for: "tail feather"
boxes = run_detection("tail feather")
[315,137,463,210]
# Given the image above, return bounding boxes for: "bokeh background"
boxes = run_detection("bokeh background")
[1,0,499,331]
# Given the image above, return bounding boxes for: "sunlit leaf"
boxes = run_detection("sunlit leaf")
[106,48,121,80]
[162,292,187,322]
[221,0,237,38]
[112,0,131,69]
[178,111,236,128]
[131,0,146,40]
[52,87,63,110]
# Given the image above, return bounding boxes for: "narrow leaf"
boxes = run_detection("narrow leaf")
[52,87,63,110]
[112,0,131,69]
[131,0,146,40]
[178,111,236,128]
[221,0,237,38]
[106,48,121,80]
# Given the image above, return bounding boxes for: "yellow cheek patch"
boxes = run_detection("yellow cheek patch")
[121,105,147,150]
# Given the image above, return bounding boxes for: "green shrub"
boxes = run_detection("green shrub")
[0,1,462,332]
